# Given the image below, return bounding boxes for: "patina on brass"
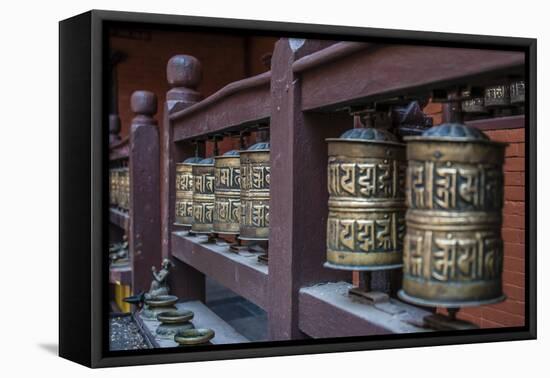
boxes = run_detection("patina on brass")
[191,158,215,234]
[174,328,215,346]
[145,259,175,300]
[156,310,194,339]
[325,128,406,271]
[214,150,241,235]
[175,156,203,227]
[399,123,506,308]
[141,294,178,320]
[239,142,270,241]
[115,166,130,211]
[110,168,118,206]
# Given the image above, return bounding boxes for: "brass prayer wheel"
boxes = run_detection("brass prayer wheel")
[110,168,118,206]
[325,128,406,271]
[191,158,215,233]
[510,80,525,105]
[175,157,203,226]
[214,150,241,235]
[399,123,506,308]
[239,142,270,241]
[116,167,130,211]
[484,84,510,108]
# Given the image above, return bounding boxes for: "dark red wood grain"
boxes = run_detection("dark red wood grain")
[171,72,271,142]
[171,233,269,309]
[268,38,351,341]
[128,116,162,293]
[298,43,524,111]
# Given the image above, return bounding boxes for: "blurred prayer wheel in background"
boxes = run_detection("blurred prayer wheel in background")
[239,142,270,241]
[214,150,241,235]
[510,80,525,105]
[110,168,119,206]
[399,123,506,308]
[325,128,406,270]
[484,83,510,108]
[191,158,215,233]
[175,156,203,227]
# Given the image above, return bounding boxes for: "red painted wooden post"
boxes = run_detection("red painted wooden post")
[128,90,162,294]
[161,55,205,300]
[269,39,352,340]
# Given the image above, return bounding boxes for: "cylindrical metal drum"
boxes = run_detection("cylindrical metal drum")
[399,123,506,308]
[239,142,270,241]
[214,150,241,235]
[510,80,525,105]
[175,157,203,226]
[123,167,130,211]
[325,128,407,271]
[191,158,215,233]
[110,168,118,206]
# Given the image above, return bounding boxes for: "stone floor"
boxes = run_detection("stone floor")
[205,278,268,341]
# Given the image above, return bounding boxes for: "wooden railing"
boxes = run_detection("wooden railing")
[108,91,161,296]
[114,39,525,342]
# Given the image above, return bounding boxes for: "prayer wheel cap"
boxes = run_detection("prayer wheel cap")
[420,123,489,141]
[182,156,203,164]
[247,142,270,150]
[339,127,397,142]
[222,149,240,156]
[198,157,215,165]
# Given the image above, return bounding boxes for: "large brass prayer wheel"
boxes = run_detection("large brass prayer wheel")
[214,150,241,234]
[325,128,407,270]
[191,158,215,234]
[175,157,203,226]
[399,123,506,308]
[239,142,270,240]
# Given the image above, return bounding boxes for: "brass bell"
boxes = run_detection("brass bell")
[175,157,203,227]
[325,128,407,271]
[191,157,215,234]
[214,150,241,235]
[239,142,270,241]
[399,123,506,308]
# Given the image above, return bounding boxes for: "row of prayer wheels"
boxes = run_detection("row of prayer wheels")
[109,166,130,211]
[175,142,271,241]
[326,122,506,309]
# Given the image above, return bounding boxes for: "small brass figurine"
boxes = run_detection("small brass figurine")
[145,259,175,300]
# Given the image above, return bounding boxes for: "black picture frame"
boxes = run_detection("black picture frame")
[59,9,537,368]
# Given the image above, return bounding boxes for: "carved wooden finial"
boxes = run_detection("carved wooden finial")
[167,55,202,88]
[109,114,121,144]
[166,55,203,112]
[131,90,157,125]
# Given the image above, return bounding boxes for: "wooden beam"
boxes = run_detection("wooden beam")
[171,232,269,310]
[299,282,431,338]
[298,43,524,111]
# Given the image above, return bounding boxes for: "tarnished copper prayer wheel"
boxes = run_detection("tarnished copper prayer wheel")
[175,157,203,226]
[325,128,406,270]
[191,158,215,233]
[399,123,506,308]
[239,142,270,240]
[214,150,241,234]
